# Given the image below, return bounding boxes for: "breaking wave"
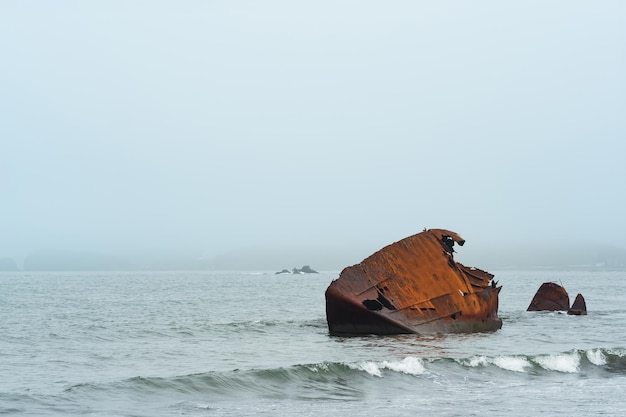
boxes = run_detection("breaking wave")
[61,348,626,401]
[457,348,626,374]
[347,356,427,377]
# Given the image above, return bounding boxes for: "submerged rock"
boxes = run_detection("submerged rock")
[275,265,319,275]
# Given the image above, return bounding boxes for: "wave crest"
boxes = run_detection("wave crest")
[62,348,626,401]
[349,357,426,377]
[534,352,580,373]
[458,348,626,374]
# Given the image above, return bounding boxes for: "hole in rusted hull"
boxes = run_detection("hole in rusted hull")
[376,293,396,310]
[362,293,397,311]
[362,299,383,310]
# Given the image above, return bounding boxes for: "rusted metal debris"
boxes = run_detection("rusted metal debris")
[325,228,502,335]
[527,282,570,311]
[568,293,587,315]
[527,282,587,315]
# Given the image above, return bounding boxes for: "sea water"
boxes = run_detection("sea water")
[1,269,625,416]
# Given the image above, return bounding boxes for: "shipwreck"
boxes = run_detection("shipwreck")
[527,282,587,315]
[325,228,502,335]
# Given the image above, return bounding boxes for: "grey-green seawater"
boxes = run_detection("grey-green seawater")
[1,270,625,416]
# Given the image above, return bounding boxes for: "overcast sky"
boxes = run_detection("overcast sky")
[1,1,625,265]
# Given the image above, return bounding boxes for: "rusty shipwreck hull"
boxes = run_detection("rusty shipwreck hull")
[325,229,502,336]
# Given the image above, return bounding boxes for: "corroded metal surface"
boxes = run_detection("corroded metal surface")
[325,228,502,335]
[567,293,587,315]
[527,282,589,315]
[527,282,570,312]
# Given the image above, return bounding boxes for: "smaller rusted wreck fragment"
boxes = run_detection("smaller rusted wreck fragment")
[527,282,587,315]
[325,228,502,335]
[568,293,587,315]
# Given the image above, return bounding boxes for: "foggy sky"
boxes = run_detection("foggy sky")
[1,1,625,268]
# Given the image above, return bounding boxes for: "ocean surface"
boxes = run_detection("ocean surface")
[1,268,625,416]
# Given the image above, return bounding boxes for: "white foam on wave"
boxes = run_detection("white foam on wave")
[607,348,626,357]
[461,355,489,367]
[460,355,530,372]
[381,357,426,376]
[350,357,426,378]
[351,361,383,377]
[492,356,531,373]
[586,349,607,366]
[306,363,329,372]
[535,352,580,373]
